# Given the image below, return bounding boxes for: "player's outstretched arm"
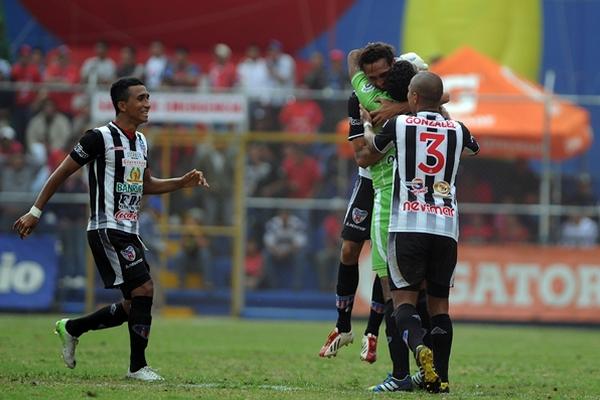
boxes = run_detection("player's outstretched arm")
[13,156,81,239]
[143,168,209,195]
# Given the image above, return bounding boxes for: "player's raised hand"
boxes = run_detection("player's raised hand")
[13,212,40,239]
[371,99,410,125]
[180,169,209,188]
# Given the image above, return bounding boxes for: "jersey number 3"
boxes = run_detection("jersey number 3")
[418,132,445,174]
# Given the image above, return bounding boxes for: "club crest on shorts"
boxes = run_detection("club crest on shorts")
[352,208,368,224]
[120,245,136,261]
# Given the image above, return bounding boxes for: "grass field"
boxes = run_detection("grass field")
[0,315,599,399]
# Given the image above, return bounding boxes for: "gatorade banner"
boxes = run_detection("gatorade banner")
[0,234,58,310]
[451,245,600,323]
[355,245,600,324]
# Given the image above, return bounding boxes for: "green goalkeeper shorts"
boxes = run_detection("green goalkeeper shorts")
[371,187,392,278]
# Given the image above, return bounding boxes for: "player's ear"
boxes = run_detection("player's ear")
[117,100,127,113]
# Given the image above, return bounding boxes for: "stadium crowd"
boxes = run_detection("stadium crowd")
[0,40,597,292]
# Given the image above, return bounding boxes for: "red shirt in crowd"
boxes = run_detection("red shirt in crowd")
[279,99,323,134]
[11,63,42,106]
[282,150,321,198]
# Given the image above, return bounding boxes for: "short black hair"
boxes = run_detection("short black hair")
[110,77,145,114]
[358,42,395,70]
[384,60,417,101]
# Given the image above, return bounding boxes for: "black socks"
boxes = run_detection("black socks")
[128,296,153,372]
[430,313,453,382]
[335,262,359,332]
[393,303,425,354]
[66,302,128,337]
[365,275,385,336]
[384,300,410,379]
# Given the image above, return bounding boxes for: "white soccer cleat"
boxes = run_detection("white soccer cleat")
[55,318,78,369]
[319,328,354,358]
[126,366,164,381]
[360,333,378,363]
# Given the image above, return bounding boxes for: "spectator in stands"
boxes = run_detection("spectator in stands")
[303,51,327,90]
[0,151,37,227]
[116,46,144,79]
[326,49,350,90]
[25,98,72,155]
[44,45,79,116]
[11,44,42,143]
[138,197,165,268]
[195,141,234,225]
[322,48,350,131]
[560,215,599,247]
[565,175,596,206]
[278,87,323,134]
[237,44,269,99]
[80,40,116,86]
[236,44,272,130]
[31,47,46,75]
[315,211,342,291]
[0,53,10,80]
[208,43,237,91]
[70,94,92,140]
[0,55,12,112]
[245,238,263,290]
[245,143,275,196]
[262,209,307,290]
[265,39,296,118]
[0,125,23,160]
[461,214,494,244]
[144,41,168,90]
[52,168,88,284]
[163,47,200,89]
[494,212,531,243]
[171,208,212,288]
[281,144,321,198]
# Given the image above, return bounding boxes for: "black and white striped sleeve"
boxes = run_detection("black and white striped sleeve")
[459,122,480,155]
[372,117,397,153]
[70,129,104,165]
[347,92,364,141]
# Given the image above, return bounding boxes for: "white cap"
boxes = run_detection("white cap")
[214,43,231,59]
[397,52,429,71]
[0,125,15,140]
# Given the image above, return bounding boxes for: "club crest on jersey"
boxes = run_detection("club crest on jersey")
[352,208,368,224]
[405,178,428,195]
[361,83,375,93]
[120,245,136,261]
[433,181,452,198]
[126,167,143,183]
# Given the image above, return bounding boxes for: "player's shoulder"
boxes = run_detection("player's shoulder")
[452,119,470,133]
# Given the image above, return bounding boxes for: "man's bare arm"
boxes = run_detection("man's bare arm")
[347,49,362,79]
[352,136,385,167]
[13,156,81,238]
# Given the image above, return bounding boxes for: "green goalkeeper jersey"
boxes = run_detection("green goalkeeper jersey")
[351,71,395,190]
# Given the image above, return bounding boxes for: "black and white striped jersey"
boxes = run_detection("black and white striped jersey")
[70,122,149,234]
[347,92,371,179]
[372,111,479,241]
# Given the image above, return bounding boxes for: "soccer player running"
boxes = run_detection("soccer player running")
[360,71,480,393]
[13,77,209,381]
